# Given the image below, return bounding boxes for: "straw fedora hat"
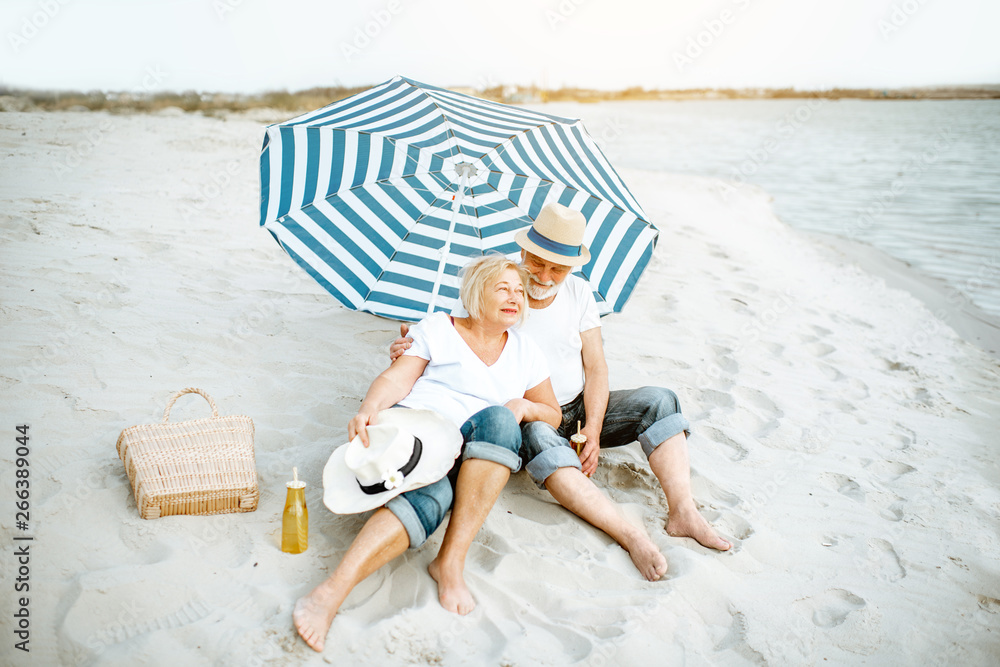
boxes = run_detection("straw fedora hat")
[514,202,591,267]
[323,408,462,514]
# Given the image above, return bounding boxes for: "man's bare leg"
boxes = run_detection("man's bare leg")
[294,508,409,652]
[545,467,667,581]
[428,459,509,615]
[648,432,732,551]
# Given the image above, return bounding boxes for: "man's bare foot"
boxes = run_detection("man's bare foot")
[293,584,342,652]
[620,529,668,581]
[428,557,476,615]
[666,504,732,551]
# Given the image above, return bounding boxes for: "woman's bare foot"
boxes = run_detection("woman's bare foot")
[666,504,732,551]
[293,582,343,652]
[620,529,668,581]
[428,557,476,615]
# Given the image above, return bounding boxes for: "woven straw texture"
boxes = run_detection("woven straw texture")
[116,388,258,519]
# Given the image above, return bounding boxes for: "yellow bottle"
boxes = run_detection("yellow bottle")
[282,467,308,554]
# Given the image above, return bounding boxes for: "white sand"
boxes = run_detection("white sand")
[1,110,998,666]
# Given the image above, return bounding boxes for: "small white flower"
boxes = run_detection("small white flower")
[383,470,404,490]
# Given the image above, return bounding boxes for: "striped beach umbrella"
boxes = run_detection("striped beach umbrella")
[258,75,658,322]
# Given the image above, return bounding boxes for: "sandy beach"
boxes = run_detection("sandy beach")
[1,109,998,665]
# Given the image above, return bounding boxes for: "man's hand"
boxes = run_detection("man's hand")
[578,426,601,476]
[389,323,413,362]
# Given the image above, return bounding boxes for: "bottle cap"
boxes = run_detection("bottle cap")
[287,467,307,489]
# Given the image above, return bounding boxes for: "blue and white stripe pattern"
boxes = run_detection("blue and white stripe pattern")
[259,75,658,322]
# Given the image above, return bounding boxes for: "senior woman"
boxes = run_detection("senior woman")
[294,255,561,652]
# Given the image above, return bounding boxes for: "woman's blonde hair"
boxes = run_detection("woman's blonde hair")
[459,254,529,327]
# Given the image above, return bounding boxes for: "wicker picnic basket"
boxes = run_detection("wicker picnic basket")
[116,388,258,520]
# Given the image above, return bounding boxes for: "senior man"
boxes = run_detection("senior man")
[392,203,730,563]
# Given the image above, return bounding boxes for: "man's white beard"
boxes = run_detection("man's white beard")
[527,275,561,301]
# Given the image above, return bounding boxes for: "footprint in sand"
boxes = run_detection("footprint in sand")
[865,460,916,482]
[732,387,783,420]
[695,389,736,411]
[602,460,660,496]
[711,346,740,375]
[821,473,865,503]
[794,589,866,628]
[810,325,833,338]
[804,342,836,358]
[714,610,768,663]
[709,511,754,546]
[868,538,906,582]
[817,362,846,382]
[691,476,742,509]
[697,425,750,462]
[887,424,916,451]
[729,387,784,438]
[879,501,905,522]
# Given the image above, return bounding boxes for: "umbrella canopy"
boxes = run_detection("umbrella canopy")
[259,75,658,322]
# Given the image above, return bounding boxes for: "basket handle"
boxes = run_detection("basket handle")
[163,388,220,423]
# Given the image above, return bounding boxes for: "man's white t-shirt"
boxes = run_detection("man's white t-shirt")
[451,274,601,406]
[519,274,601,405]
[399,312,551,429]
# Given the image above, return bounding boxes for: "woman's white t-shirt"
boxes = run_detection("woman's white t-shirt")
[399,312,550,428]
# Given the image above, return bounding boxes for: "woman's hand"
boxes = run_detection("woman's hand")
[348,409,379,446]
[348,355,430,447]
[504,398,532,424]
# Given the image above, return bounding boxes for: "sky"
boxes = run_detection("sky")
[2,0,999,93]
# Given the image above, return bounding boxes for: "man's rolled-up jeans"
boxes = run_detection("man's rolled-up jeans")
[520,386,690,488]
[386,405,522,548]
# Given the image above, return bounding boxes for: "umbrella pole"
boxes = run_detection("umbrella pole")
[427,165,472,315]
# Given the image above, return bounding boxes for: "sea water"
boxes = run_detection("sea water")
[544,99,1000,321]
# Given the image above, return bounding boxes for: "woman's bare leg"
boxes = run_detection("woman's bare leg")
[293,508,409,652]
[428,459,509,615]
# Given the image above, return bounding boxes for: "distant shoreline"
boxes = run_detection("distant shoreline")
[2,84,998,115]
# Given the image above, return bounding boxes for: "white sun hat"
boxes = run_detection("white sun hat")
[323,408,462,514]
[514,202,591,267]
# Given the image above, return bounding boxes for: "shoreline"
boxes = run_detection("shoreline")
[3,86,999,115]
[801,228,1000,360]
